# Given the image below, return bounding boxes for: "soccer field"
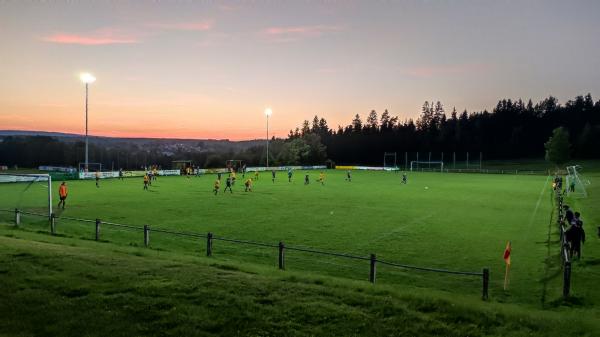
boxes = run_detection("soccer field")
[0,170,558,304]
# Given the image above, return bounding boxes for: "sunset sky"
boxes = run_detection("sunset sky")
[1,0,599,140]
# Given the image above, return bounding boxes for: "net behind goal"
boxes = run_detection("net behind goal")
[0,174,52,220]
[410,161,444,172]
[566,165,590,198]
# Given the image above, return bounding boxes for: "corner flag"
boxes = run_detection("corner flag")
[503,241,511,266]
[503,241,511,290]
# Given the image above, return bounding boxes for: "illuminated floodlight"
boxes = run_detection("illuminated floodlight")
[80,73,96,84]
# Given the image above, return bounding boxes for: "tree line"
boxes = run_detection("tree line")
[289,93,600,165]
[0,93,598,169]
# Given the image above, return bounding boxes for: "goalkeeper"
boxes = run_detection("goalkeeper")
[57,182,68,209]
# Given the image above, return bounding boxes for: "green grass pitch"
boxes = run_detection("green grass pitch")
[4,169,584,306]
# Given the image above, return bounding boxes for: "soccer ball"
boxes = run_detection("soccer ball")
[424,186,429,190]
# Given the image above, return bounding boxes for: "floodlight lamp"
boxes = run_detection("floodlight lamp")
[80,73,96,84]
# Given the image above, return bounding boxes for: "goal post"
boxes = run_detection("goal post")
[78,162,102,172]
[410,161,444,172]
[0,173,52,219]
[225,160,244,172]
[383,152,397,169]
[566,165,590,198]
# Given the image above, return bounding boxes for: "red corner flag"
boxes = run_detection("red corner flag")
[503,241,511,290]
[503,241,511,266]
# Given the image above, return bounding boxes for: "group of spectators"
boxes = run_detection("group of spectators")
[562,205,586,259]
[555,174,590,260]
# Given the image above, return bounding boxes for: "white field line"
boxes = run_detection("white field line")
[527,175,551,230]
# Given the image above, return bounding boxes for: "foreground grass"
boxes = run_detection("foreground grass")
[0,227,598,337]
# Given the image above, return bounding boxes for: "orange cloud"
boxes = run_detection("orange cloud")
[148,21,213,31]
[263,25,342,42]
[42,30,139,45]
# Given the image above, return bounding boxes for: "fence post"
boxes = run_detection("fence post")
[95,219,101,241]
[14,208,20,226]
[482,268,489,300]
[278,241,285,270]
[206,232,213,256]
[143,225,150,247]
[50,213,56,235]
[369,254,376,284]
[563,261,571,298]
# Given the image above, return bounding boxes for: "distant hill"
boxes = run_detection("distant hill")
[0,130,264,152]
[0,130,81,138]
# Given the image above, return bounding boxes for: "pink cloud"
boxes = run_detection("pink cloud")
[148,21,213,31]
[42,29,138,45]
[263,25,342,42]
[402,63,491,78]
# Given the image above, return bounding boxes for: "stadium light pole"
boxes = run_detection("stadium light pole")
[264,108,273,167]
[80,73,96,172]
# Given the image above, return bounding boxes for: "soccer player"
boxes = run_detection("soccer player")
[272,169,276,183]
[147,171,152,186]
[254,170,259,181]
[244,178,253,192]
[153,167,158,181]
[118,168,124,180]
[319,171,325,185]
[217,172,222,181]
[288,168,293,182]
[57,181,68,209]
[95,170,100,188]
[304,174,310,185]
[224,176,233,193]
[346,170,352,182]
[213,179,220,195]
[402,172,407,184]
[231,171,237,185]
[143,173,149,190]
[242,164,247,178]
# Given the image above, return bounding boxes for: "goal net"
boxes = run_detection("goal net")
[383,152,398,170]
[410,161,444,172]
[0,173,52,222]
[79,162,102,172]
[566,165,590,198]
[226,160,244,173]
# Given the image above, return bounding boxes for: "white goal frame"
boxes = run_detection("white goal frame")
[78,162,102,172]
[0,173,52,218]
[410,161,444,172]
[566,165,590,198]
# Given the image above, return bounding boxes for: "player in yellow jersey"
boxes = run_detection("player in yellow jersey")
[244,178,253,192]
[319,171,325,185]
[254,170,259,181]
[231,171,237,185]
[213,179,220,195]
[143,173,149,190]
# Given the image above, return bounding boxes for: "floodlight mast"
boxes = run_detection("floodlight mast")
[80,73,96,172]
[265,108,273,167]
